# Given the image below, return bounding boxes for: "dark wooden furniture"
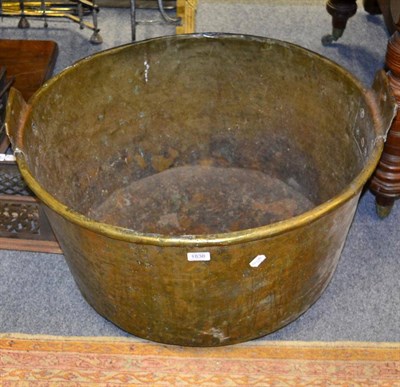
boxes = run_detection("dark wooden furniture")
[324,0,400,217]
[322,0,358,45]
[0,39,58,100]
[0,39,58,153]
[370,22,400,217]
[323,0,397,45]
[0,39,62,253]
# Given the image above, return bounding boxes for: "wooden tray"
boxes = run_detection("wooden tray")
[0,39,61,254]
[0,39,58,100]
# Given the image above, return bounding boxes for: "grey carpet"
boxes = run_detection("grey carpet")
[0,2,399,342]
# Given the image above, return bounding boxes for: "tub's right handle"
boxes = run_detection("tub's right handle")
[5,87,30,153]
[372,70,397,140]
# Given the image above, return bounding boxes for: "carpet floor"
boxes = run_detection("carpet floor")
[1,334,399,385]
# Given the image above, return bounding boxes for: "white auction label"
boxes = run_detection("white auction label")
[250,254,267,268]
[187,252,211,262]
[0,154,16,162]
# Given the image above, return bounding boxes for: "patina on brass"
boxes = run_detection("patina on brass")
[6,34,396,346]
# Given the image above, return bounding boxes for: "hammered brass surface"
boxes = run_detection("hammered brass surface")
[45,195,359,346]
[5,34,396,346]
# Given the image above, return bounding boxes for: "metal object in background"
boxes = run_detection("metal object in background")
[130,0,181,41]
[0,0,102,44]
[5,34,396,346]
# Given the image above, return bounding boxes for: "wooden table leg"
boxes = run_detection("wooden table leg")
[370,28,400,218]
[322,0,357,45]
[363,0,381,15]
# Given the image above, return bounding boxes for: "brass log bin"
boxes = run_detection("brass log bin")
[5,34,397,346]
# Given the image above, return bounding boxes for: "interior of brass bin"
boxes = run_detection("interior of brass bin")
[17,34,383,346]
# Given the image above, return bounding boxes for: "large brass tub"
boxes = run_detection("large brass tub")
[6,34,396,346]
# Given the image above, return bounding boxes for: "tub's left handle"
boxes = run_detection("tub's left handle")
[5,87,30,152]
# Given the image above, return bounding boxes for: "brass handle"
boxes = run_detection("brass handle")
[5,87,30,152]
[371,69,398,140]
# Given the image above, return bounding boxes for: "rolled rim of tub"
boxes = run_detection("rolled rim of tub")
[8,33,393,247]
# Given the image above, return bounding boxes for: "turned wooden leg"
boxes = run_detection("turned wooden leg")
[322,0,357,45]
[370,29,400,218]
[363,0,381,15]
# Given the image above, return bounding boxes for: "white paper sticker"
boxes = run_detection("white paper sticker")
[187,252,211,262]
[0,154,16,162]
[250,254,267,268]
[5,154,16,162]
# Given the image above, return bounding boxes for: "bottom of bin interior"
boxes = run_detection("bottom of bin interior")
[89,165,315,235]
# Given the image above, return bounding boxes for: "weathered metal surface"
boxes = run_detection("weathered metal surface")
[89,166,315,235]
[6,34,396,346]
